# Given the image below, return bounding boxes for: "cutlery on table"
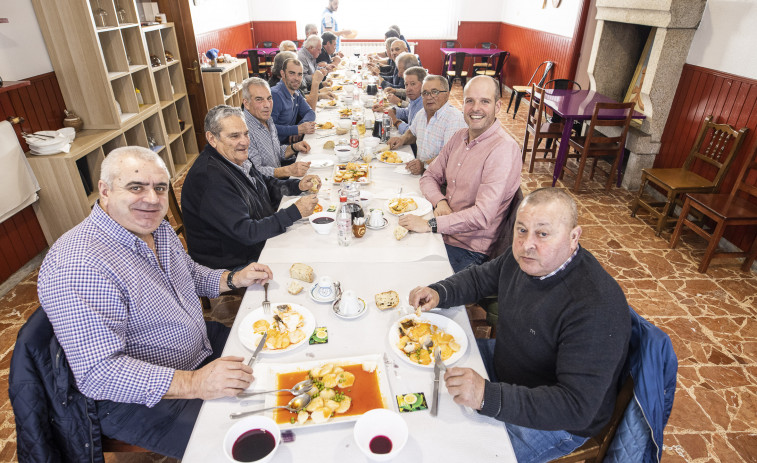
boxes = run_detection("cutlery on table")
[263,282,270,314]
[247,332,267,368]
[230,393,311,419]
[237,379,314,399]
[431,347,446,417]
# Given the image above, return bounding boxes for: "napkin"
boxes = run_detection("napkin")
[393,165,412,175]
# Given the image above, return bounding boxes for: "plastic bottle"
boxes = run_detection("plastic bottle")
[350,121,359,148]
[381,110,391,142]
[336,195,352,247]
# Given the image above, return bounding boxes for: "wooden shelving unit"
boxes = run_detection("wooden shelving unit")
[201,59,248,109]
[28,0,198,244]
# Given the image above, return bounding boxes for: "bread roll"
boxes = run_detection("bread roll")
[290,263,314,283]
[375,290,399,310]
[288,281,304,295]
[323,140,335,149]
[393,226,408,240]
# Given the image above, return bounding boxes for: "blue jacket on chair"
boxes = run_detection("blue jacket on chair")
[605,307,678,463]
[9,307,105,463]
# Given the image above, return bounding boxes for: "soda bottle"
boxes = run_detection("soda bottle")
[381,110,391,142]
[350,121,359,148]
[336,195,352,247]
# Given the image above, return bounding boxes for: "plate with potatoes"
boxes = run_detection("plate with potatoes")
[238,302,316,354]
[388,313,468,368]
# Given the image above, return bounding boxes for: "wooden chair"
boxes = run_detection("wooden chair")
[630,116,748,236]
[472,42,497,72]
[670,145,757,273]
[440,41,462,71]
[542,79,582,151]
[445,52,469,87]
[562,102,635,193]
[473,51,510,96]
[550,376,635,463]
[167,181,184,240]
[507,60,554,119]
[522,84,564,173]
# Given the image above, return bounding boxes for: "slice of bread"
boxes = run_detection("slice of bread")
[288,281,304,295]
[375,290,399,310]
[290,263,314,283]
[393,226,408,240]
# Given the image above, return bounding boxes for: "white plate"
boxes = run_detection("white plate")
[309,159,335,168]
[388,313,469,368]
[237,303,316,355]
[377,151,414,165]
[385,196,432,217]
[310,282,338,303]
[333,298,367,319]
[259,354,392,430]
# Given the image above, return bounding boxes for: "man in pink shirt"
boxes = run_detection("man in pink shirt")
[400,76,522,272]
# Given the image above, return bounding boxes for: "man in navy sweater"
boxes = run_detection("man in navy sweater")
[410,188,631,463]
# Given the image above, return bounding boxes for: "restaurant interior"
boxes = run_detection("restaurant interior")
[1,0,756,461]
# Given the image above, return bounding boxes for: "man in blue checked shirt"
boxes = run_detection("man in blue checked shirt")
[37,146,273,459]
[271,58,316,144]
[384,66,425,135]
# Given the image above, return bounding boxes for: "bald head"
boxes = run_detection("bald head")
[464,76,500,101]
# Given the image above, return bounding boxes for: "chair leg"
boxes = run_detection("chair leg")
[573,151,589,193]
[605,155,621,190]
[699,220,727,273]
[630,175,647,217]
[656,191,676,237]
[506,91,515,113]
[741,237,757,272]
[669,199,692,249]
[521,130,531,164]
[529,133,540,173]
[512,93,524,119]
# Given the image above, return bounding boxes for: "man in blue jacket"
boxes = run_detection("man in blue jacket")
[271,58,316,143]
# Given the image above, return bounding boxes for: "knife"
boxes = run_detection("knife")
[247,332,268,368]
[431,347,442,416]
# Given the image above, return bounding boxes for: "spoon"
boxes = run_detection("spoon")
[230,393,312,419]
[236,379,314,399]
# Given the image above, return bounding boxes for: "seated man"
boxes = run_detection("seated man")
[317,31,342,68]
[388,24,411,51]
[305,23,318,37]
[367,37,397,75]
[271,58,316,143]
[409,187,631,463]
[297,35,325,87]
[182,105,319,269]
[268,50,296,88]
[388,75,466,175]
[279,40,297,52]
[242,77,311,178]
[37,146,273,458]
[376,40,408,88]
[388,65,425,135]
[400,76,521,272]
[269,53,333,109]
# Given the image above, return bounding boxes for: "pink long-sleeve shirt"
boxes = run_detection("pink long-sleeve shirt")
[420,122,522,255]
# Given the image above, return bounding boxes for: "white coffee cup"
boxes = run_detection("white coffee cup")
[317,276,335,298]
[369,209,384,227]
[340,290,361,316]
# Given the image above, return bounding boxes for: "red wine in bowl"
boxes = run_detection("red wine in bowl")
[312,217,335,224]
[232,429,276,462]
[369,435,393,454]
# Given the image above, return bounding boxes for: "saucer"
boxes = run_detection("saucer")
[333,298,367,319]
[366,218,388,230]
[310,282,338,303]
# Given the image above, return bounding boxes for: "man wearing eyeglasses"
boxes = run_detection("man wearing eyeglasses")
[387,75,466,175]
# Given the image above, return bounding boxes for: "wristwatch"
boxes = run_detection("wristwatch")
[226,270,238,290]
[290,143,300,154]
[427,217,437,233]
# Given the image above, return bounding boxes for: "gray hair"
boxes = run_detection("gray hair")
[305,23,318,36]
[100,146,169,188]
[464,75,501,101]
[519,188,578,229]
[404,66,427,82]
[279,40,296,52]
[423,74,449,92]
[396,52,418,70]
[271,51,297,78]
[204,105,243,136]
[304,35,322,50]
[242,77,270,99]
[389,25,401,34]
[384,37,398,50]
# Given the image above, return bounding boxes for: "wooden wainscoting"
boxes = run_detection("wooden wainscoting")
[0,206,47,282]
[251,20,297,46]
[497,23,574,90]
[195,22,254,58]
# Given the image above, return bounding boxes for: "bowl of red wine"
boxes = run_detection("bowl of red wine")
[309,211,337,234]
[224,416,281,463]
[353,408,408,461]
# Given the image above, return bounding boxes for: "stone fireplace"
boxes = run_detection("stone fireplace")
[587,0,707,190]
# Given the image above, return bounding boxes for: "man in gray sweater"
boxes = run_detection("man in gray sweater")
[410,188,631,463]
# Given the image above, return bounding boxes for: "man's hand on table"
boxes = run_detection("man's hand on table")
[294,194,319,217]
[399,214,430,232]
[298,121,316,134]
[235,262,273,287]
[444,367,486,411]
[372,102,386,112]
[319,90,336,100]
[387,94,401,106]
[167,356,253,400]
[387,136,403,149]
[385,87,396,95]
[408,286,440,312]
[282,161,311,178]
[405,159,424,175]
[294,140,311,154]
[434,200,453,217]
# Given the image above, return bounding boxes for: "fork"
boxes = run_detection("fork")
[263,282,270,315]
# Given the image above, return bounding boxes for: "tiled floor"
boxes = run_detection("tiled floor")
[0,83,755,462]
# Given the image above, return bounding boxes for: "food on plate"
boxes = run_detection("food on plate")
[290,263,314,283]
[327,99,337,106]
[323,140,335,149]
[253,304,307,350]
[335,127,348,135]
[396,317,461,365]
[275,360,383,425]
[317,121,334,129]
[333,162,369,183]
[310,178,321,194]
[388,197,418,214]
[331,85,343,91]
[393,225,408,240]
[288,281,304,295]
[339,108,352,118]
[313,203,323,213]
[375,290,399,310]
[379,151,403,163]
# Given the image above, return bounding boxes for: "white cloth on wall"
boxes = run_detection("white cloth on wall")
[0,121,40,223]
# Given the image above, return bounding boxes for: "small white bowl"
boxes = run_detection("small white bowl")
[363,137,380,149]
[309,212,336,234]
[336,119,352,130]
[353,409,408,461]
[223,416,281,463]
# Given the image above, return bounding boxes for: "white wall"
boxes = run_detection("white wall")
[0,0,52,81]
[189,0,252,34]
[573,0,597,89]
[500,0,582,38]
[686,0,757,80]
[459,0,504,22]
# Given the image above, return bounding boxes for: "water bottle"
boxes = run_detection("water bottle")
[345,184,364,221]
[350,121,359,148]
[337,195,352,246]
[381,110,391,142]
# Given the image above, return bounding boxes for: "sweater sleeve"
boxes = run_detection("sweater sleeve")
[428,254,505,306]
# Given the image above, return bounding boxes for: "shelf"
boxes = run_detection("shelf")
[107,71,129,81]
[129,64,148,73]
[167,59,180,67]
[119,112,138,123]
[167,132,181,143]
[172,92,186,102]
[160,100,173,109]
[180,124,193,135]
[151,64,167,72]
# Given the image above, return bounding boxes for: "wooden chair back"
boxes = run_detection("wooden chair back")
[487,187,523,259]
[167,182,185,240]
[526,84,551,132]
[728,147,757,206]
[681,115,749,189]
[582,102,636,158]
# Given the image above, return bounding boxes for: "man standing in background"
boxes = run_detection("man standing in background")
[321,0,355,51]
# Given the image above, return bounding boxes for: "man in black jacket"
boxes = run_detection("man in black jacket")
[182,105,320,270]
[409,188,631,463]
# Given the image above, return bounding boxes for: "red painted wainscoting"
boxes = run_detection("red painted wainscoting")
[654,64,757,250]
[195,22,254,58]
[497,22,573,90]
[251,21,298,47]
[0,206,47,283]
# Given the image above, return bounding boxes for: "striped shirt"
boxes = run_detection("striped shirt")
[395,96,423,135]
[37,202,224,407]
[244,108,287,177]
[410,102,467,163]
[539,245,580,280]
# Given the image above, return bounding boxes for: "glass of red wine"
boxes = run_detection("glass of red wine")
[224,416,281,463]
[353,409,409,461]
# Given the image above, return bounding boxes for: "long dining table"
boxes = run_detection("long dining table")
[182,73,516,462]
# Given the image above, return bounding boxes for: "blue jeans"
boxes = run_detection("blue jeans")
[476,339,589,462]
[96,321,231,459]
[445,243,487,273]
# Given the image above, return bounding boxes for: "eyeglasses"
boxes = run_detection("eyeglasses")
[421,89,448,97]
